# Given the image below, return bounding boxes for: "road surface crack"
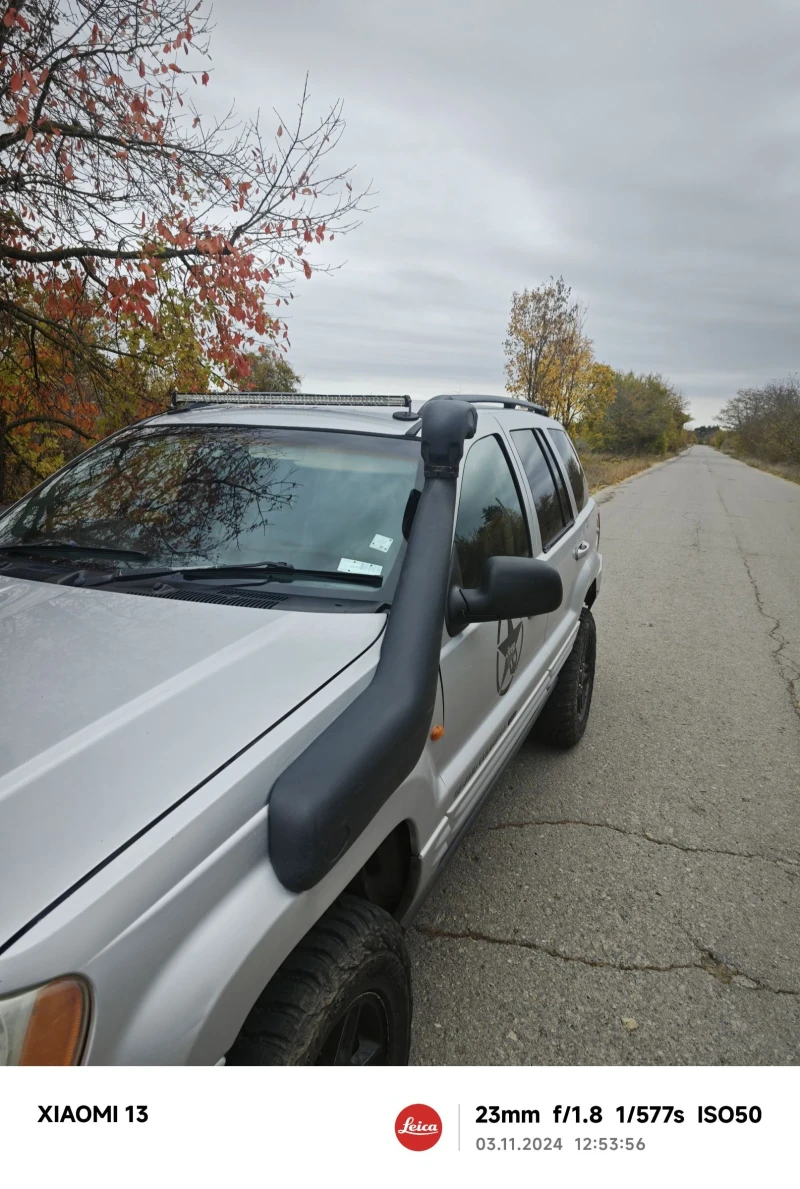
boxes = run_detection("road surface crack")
[683,511,702,550]
[473,818,800,870]
[414,926,799,995]
[739,552,800,720]
[414,924,694,974]
[710,460,800,720]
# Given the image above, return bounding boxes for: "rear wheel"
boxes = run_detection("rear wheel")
[535,607,596,747]
[226,896,412,1066]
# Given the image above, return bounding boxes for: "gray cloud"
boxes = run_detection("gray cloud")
[207,0,800,424]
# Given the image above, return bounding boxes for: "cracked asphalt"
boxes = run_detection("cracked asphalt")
[408,445,800,1065]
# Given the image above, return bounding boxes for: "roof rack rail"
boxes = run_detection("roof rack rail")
[401,393,549,434]
[431,393,548,415]
[168,390,413,413]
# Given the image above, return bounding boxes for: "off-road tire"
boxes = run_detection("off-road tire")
[226,895,412,1066]
[535,607,596,748]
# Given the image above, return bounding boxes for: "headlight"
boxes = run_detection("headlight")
[0,978,89,1065]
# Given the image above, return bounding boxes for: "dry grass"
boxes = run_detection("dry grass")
[724,453,800,486]
[577,451,663,493]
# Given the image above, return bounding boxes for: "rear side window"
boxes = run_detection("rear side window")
[511,429,570,551]
[548,427,589,512]
[454,434,531,588]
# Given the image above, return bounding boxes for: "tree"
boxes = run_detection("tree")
[719,378,800,464]
[504,277,614,432]
[692,424,720,444]
[504,276,577,404]
[239,350,301,393]
[0,0,365,500]
[545,315,615,432]
[583,371,691,455]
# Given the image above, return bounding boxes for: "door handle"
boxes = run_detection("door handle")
[574,540,590,559]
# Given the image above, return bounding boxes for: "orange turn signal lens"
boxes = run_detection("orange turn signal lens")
[430,724,444,741]
[19,978,89,1066]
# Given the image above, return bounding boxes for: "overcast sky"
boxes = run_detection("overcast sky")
[208,0,800,425]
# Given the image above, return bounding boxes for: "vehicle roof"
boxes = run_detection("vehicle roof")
[146,396,562,437]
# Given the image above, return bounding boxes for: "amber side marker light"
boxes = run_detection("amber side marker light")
[430,724,444,741]
[19,978,89,1066]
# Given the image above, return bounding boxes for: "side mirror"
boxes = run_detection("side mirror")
[447,555,562,633]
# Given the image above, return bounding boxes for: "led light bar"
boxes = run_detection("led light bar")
[172,392,412,408]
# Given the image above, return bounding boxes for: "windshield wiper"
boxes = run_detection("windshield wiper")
[0,540,150,561]
[92,561,383,588]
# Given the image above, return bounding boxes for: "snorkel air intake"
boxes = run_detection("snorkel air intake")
[268,398,477,892]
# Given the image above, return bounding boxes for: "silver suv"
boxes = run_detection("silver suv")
[0,393,601,1066]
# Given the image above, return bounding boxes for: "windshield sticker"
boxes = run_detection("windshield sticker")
[369,534,393,553]
[338,557,383,576]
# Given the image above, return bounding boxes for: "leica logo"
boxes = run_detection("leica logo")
[398,1118,439,1135]
[395,1104,442,1151]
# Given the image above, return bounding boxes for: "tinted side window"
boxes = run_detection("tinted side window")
[548,427,589,512]
[454,434,531,588]
[537,430,573,525]
[511,429,568,551]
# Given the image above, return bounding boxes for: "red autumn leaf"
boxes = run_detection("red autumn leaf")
[2,9,15,28]
[64,162,75,180]
[9,71,22,93]
[277,125,282,137]
[302,259,312,279]
[201,71,209,85]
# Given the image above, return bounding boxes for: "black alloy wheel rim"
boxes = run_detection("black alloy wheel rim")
[316,991,390,1066]
[576,637,594,721]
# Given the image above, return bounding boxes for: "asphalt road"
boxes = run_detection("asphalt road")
[408,446,800,1065]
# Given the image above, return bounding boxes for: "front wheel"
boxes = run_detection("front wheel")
[535,607,596,747]
[226,896,412,1066]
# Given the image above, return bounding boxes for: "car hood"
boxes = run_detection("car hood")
[0,577,384,951]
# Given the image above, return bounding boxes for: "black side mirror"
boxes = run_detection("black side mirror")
[447,555,562,633]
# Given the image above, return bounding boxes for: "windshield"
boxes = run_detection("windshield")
[0,425,422,588]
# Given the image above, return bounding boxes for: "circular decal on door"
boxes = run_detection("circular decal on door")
[496,618,524,695]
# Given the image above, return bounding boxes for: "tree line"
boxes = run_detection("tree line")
[504,277,691,455]
[717,378,800,466]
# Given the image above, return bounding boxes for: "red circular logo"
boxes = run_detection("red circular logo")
[395,1103,442,1151]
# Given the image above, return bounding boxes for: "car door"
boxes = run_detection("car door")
[435,426,551,839]
[507,425,582,670]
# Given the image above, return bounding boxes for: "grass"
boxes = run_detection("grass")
[577,451,665,493]
[722,452,800,486]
